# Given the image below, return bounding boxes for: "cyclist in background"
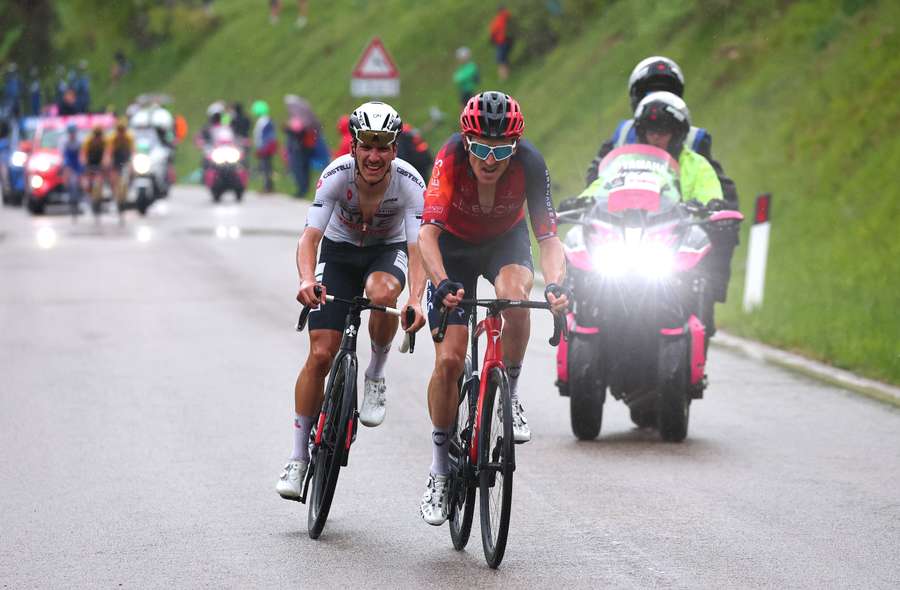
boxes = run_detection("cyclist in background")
[60,123,84,218]
[417,91,568,525]
[275,101,427,500]
[106,117,134,220]
[81,124,107,216]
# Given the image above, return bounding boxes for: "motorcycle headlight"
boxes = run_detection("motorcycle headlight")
[11,151,28,167]
[210,146,240,165]
[592,241,674,279]
[132,153,152,175]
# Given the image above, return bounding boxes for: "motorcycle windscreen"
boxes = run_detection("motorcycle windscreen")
[585,145,682,217]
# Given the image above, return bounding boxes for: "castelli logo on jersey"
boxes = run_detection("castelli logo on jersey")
[316,179,323,190]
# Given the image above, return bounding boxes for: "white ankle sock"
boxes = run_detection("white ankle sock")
[507,364,522,404]
[291,414,315,462]
[366,341,391,379]
[430,428,450,476]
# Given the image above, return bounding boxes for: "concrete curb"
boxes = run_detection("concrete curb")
[711,331,900,408]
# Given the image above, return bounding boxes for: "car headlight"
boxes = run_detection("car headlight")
[11,151,27,167]
[210,146,240,165]
[30,154,57,173]
[132,153,152,175]
[30,175,44,189]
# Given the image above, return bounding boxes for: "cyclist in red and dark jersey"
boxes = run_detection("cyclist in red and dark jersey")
[417,91,568,525]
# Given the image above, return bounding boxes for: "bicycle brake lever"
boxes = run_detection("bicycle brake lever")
[433,305,450,343]
[399,306,416,353]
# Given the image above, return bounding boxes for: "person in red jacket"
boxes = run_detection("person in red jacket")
[489,5,513,81]
[333,114,352,159]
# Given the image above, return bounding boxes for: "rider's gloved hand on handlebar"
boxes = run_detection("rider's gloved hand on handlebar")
[297,280,325,307]
[544,282,571,315]
[402,301,427,333]
[434,279,465,309]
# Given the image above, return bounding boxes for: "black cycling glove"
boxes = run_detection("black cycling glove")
[544,282,571,303]
[434,278,464,304]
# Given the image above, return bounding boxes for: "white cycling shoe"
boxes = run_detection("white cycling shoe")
[275,459,308,500]
[419,473,450,526]
[359,376,386,427]
[511,400,531,443]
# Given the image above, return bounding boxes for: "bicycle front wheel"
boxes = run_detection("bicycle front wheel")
[478,367,514,569]
[449,366,477,550]
[307,354,355,539]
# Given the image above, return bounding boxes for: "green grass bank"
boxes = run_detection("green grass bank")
[64,0,899,383]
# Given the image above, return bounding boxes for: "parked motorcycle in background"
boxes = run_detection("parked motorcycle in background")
[555,145,743,442]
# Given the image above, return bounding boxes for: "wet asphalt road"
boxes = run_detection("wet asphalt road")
[1,187,898,589]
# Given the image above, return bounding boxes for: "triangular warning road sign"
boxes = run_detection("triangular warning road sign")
[352,37,399,79]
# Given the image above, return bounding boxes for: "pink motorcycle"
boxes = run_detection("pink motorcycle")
[555,145,742,442]
[203,127,248,203]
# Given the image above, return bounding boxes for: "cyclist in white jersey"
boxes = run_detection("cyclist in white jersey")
[276,102,427,500]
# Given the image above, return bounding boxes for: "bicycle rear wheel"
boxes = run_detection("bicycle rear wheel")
[478,367,514,569]
[307,354,355,539]
[449,365,477,550]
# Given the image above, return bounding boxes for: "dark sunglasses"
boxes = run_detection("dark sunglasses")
[355,129,397,148]
[466,138,517,161]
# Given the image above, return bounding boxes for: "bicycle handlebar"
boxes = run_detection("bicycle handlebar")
[296,290,401,333]
[433,298,567,346]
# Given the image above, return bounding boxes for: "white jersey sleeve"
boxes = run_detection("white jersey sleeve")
[305,155,354,232]
[394,159,425,244]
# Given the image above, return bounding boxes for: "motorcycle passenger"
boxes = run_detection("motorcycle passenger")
[60,123,83,217]
[418,91,568,525]
[584,56,739,303]
[106,117,134,215]
[81,124,107,215]
[275,101,427,500]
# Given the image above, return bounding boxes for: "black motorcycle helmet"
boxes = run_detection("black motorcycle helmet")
[628,56,685,111]
[633,91,691,157]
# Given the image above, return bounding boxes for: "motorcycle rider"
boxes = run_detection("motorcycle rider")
[275,101,427,500]
[584,56,739,304]
[106,117,134,219]
[582,91,726,339]
[418,91,568,525]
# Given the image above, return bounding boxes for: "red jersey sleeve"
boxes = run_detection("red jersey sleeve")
[422,143,455,230]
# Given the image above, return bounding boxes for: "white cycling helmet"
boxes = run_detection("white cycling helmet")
[206,101,226,118]
[633,91,691,154]
[348,101,402,147]
[628,56,685,110]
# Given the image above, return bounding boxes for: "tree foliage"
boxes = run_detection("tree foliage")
[0,0,58,69]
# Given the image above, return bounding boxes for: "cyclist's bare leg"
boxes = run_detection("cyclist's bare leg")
[493,264,534,368]
[295,329,341,416]
[364,271,402,346]
[427,325,469,429]
[363,271,402,381]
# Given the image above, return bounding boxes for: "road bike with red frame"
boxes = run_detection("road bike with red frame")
[434,298,566,568]
[294,292,414,539]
